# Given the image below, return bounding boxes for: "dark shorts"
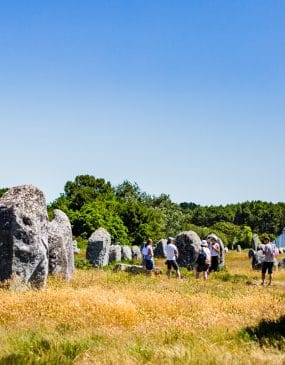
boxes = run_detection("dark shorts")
[196,263,210,273]
[166,260,179,271]
[145,259,154,270]
[209,256,219,272]
[262,261,274,274]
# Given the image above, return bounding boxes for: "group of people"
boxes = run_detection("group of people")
[141,236,222,280]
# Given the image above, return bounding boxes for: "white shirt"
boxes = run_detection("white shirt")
[210,242,220,257]
[201,247,211,264]
[264,243,274,263]
[165,243,178,260]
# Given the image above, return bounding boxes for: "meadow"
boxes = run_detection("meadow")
[0,251,284,365]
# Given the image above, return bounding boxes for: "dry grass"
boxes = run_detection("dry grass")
[0,251,284,364]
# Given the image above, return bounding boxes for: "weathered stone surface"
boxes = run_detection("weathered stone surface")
[224,247,229,253]
[86,228,111,267]
[121,245,132,260]
[236,245,242,252]
[176,231,201,269]
[131,245,142,261]
[48,209,74,280]
[0,185,49,288]
[113,263,146,274]
[154,239,167,258]
[278,258,285,269]
[250,250,264,270]
[250,248,278,271]
[252,234,260,251]
[109,245,122,263]
[206,233,225,269]
[248,248,255,259]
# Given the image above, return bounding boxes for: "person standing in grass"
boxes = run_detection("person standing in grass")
[141,241,148,268]
[261,236,275,286]
[165,237,181,279]
[145,238,155,276]
[209,237,220,273]
[196,240,211,280]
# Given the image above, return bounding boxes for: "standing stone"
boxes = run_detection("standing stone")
[252,250,265,270]
[176,231,201,268]
[109,245,122,263]
[236,245,242,252]
[86,228,111,267]
[248,248,255,259]
[278,258,285,269]
[48,209,74,280]
[121,245,132,261]
[252,234,260,251]
[131,245,142,261]
[0,185,49,288]
[154,239,167,258]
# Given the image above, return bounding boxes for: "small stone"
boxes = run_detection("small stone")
[121,245,132,260]
[109,245,122,263]
[131,245,142,261]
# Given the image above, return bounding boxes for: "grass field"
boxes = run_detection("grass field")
[0,251,284,364]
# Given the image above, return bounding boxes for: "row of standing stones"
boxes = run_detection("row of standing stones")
[86,229,226,272]
[0,185,226,288]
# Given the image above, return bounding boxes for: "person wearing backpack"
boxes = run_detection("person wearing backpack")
[196,240,211,280]
[261,236,277,286]
[165,237,181,279]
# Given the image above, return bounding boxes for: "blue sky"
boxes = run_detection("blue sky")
[1,0,284,205]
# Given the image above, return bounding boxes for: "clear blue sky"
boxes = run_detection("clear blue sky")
[1,0,284,205]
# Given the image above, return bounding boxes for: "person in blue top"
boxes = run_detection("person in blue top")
[144,238,155,276]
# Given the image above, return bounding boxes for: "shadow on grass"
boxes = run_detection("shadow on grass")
[214,272,250,283]
[241,315,285,349]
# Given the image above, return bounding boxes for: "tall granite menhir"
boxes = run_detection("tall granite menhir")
[0,185,49,288]
[48,209,74,280]
[176,231,201,269]
[86,228,111,267]
[154,239,167,258]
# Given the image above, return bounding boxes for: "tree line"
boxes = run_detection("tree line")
[1,175,285,247]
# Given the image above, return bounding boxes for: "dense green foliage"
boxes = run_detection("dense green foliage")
[0,188,8,198]
[45,174,285,247]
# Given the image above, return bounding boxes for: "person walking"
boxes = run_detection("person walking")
[261,236,275,286]
[209,237,220,273]
[196,240,211,280]
[144,238,155,276]
[165,237,181,279]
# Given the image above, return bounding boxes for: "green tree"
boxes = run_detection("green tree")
[0,188,8,199]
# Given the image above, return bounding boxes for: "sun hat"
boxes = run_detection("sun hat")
[201,240,208,247]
